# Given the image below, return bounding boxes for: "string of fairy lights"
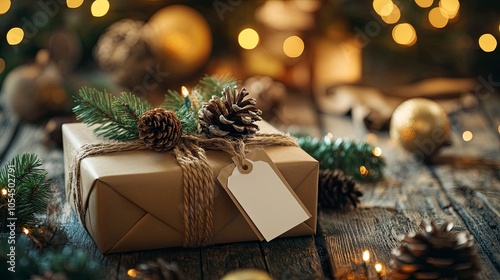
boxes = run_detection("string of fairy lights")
[374,0,498,52]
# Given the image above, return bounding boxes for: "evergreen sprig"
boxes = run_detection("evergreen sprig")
[0,154,51,228]
[162,89,199,134]
[296,135,386,182]
[0,235,102,280]
[73,88,151,141]
[196,74,238,100]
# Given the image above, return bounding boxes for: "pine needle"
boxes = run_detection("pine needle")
[73,88,150,141]
[197,74,238,100]
[0,154,51,228]
[296,135,386,182]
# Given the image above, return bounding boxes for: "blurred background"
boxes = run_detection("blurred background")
[0,0,499,136]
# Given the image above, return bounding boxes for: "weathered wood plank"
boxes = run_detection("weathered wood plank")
[118,247,202,280]
[261,236,326,280]
[201,242,267,280]
[429,107,500,273]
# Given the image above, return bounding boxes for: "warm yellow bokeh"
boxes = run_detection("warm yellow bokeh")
[0,0,11,14]
[392,23,417,46]
[429,7,449,28]
[439,0,460,18]
[91,0,109,17]
[381,3,401,24]
[67,0,84,9]
[283,36,305,58]
[372,147,382,157]
[6,27,24,45]
[462,131,473,142]
[373,0,394,17]
[479,34,497,52]
[415,0,433,8]
[238,28,259,50]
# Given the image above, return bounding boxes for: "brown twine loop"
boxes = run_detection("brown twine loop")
[69,133,298,247]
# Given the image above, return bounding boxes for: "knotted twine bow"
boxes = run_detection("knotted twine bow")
[68,133,298,247]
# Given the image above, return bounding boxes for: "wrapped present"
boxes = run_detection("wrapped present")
[63,121,318,253]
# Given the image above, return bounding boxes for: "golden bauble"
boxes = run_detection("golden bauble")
[144,5,212,79]
[390,98,451,158]
[221,269,274,280]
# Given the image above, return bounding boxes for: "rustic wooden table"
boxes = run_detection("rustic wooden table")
[0,91,498,280]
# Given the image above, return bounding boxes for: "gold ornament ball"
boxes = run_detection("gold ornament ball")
[390,98,451,157]
[144,5,212,79]
[221,269,274,280]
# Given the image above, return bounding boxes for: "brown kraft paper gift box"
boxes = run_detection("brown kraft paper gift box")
[63,121,318,253]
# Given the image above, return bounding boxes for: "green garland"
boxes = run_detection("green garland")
[296,135,386,182]
[73,74,237,139]
[0,235,102,280]
[0,154,51,229]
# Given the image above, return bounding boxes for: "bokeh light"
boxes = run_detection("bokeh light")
[392,23,417,46]
[238,28,259,50]
[67,0,84,9]
[415,0,433,8]
[478,34,497,52]
[0,0,11,14]
[381,3,401,24]
[439,0,460,19]
[359,166,369,176]
[6,27,24,45]
[283,35,305,58]
[428,7,449,28]
[372,147,382,157]
[91,0,110,17]
[373,0,394,17]
[462,131,473,142]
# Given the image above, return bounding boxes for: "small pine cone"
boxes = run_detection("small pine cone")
[198,87,262,138]
[138,108,182,152]
[390,221,481,280]
[135,258,185,280]
[318,169,362,210]
[28,222,68,252]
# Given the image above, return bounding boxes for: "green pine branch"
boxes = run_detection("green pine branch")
[0,235,102,280]
[73,88,151,141]
[296,135,386,182]
[0,154,51,228]
[197,74,238,100]
[161,89,199,134]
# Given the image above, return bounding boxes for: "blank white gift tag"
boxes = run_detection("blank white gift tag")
[223,150,311,241]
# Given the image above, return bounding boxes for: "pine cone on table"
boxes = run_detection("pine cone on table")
[135,258,184,280]
[198,87,262,138]
[391,221,481,280]
[318,169,363,210]
[138,108,183,152]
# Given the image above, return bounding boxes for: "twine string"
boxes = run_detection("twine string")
[69,133,297,247]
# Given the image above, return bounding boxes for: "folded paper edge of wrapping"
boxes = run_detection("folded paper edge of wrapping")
[62,121,319,253]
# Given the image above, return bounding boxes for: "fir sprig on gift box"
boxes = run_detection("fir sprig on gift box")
[73,75,239,140]
[73,89,152,141]
[296,135,386,182]
[0,154,51,229]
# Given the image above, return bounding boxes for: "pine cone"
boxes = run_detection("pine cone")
[135,258,185,280]
[318,169,362,210]
[391,221,481,280]
[28,222,68,252]
[198,87,262,138]
[138,108,182,152]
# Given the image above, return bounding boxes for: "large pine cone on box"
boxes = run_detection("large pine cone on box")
[198,87,262,138]
[318,169,362,210]
[391,221,480,280]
